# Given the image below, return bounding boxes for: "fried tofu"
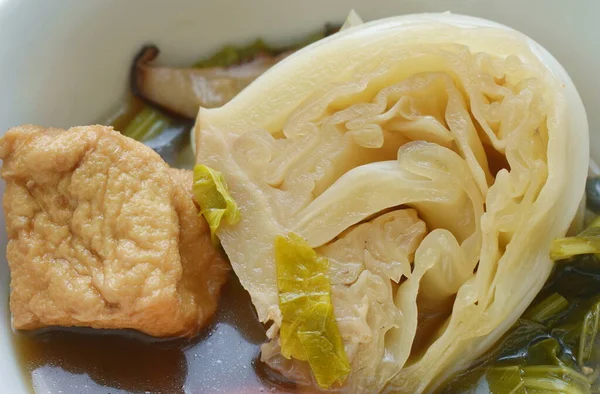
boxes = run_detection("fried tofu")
[0,125,229,337]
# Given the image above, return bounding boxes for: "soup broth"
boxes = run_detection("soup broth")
[12,274,283,394]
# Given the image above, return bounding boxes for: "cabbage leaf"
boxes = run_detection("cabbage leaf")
[194,12,589,393]
[192,164,240,243]
[275,233,350,388]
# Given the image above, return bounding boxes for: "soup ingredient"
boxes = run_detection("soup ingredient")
[121,105,173,141]
[523,292,569,323]
[108,24,343,168]
[103,94,194,168]
[108,18,358,167]
[143,122,193,168]
[192,165,240,243]
[192,39,275,69]
[551,217,600,260]
[275,233,350,388]
[14,273,272,394]
[131,25,341,120]
[340,9,364,30]
[194,13,588,393]
[586,177,600,214]
[190,24,339,70]
[440,255,600,393]
[103,94,146,133]
[132,46,290,119]
[476,361,591,393]
[0,125,228,337]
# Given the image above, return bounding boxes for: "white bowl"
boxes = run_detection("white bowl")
[1,0,598,392]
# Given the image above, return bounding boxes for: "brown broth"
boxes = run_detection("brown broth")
[12,273,295,394]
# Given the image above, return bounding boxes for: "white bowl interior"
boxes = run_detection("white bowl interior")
[1,0,598,392]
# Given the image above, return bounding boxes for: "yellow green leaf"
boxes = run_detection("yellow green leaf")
[551,216,600,260]
[193,164,240,243]
[274,233,350,389]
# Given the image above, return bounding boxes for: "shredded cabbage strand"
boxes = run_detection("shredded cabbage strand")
[192,165,240,243]
[275,233,350,388]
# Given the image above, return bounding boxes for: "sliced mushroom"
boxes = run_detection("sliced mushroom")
[131,46,291,119]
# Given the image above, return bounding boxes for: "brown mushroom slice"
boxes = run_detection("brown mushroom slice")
[132,46,290,119]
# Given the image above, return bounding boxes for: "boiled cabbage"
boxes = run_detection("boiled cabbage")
[192,164,240,243]
[275,233,350,388]
[194,13,589,393]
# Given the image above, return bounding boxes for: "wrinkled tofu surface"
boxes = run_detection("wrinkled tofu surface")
[0,125,229,337]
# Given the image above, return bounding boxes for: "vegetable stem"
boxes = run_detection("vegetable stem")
[579,300,600,367]
[524,293,569,324]
[103,94,145,132]
[551,217,600,260]
[122,107,169,142]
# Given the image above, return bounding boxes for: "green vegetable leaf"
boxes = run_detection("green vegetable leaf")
[524,293,569,325]
[192,165,240,243]
[122,106,170,142]
[485,366,526,393]
[525,338,566,366]
[579,299,600,368]
[484,364,591,394]
[275,233,350,389]
[192,25,340,69]
[440,255,600,393]
[193,39,271,68]
[104,94,145,132]
[551,217,600,260]
[522,365,591,393]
